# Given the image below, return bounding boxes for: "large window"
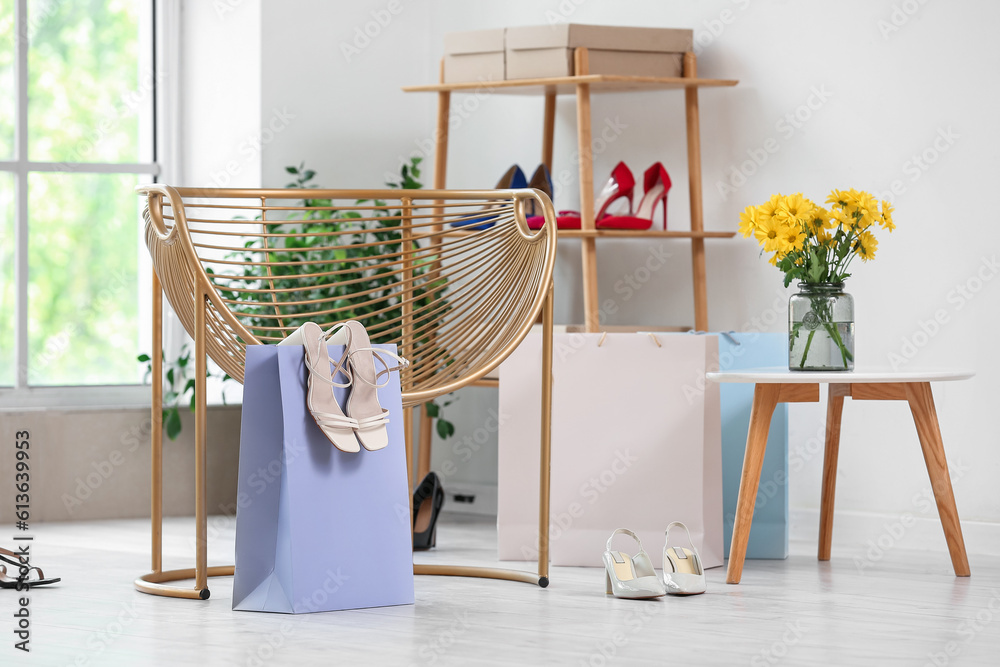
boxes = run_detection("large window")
[0,0,157,396]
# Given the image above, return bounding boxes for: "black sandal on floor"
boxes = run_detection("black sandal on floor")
[0,547,61,589]
[412,472,445,551]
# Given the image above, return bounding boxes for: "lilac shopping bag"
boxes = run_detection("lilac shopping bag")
[232,344,414,613]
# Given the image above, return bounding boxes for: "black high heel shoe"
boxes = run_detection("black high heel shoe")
[412,472,445,550]
[0,547,60,589]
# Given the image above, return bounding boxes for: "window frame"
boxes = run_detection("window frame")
[0,0,162,408]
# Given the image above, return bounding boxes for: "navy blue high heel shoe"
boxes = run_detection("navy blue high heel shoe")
[451,164,527,230]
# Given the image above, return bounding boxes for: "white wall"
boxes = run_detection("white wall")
[180,0,262,188]
[255,1,1000,552]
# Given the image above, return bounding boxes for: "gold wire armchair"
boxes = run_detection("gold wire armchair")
[136,184,556,600]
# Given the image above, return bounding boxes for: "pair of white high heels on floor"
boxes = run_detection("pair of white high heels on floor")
[280,320,408,453]
[603,522,707,599]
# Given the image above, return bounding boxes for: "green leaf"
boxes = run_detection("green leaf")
[286,165,298,174]
[166,368,175,385]
[425,402,440,418]
[437,419,455,440]
[184,378,196,393]
[165,409,182,441]
[137,353,150,362]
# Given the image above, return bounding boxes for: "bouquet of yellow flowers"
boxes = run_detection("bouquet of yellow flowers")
[741,188,895,370]
[739,188,895,287]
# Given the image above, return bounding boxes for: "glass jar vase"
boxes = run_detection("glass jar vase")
[788,282,854,371]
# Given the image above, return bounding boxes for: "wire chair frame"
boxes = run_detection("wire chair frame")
[135,184,557,600]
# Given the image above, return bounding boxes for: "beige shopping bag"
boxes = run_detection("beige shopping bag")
[498,332,723,569]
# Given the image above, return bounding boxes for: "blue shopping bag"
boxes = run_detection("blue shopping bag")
[233,344,414,613]
[717,332,789,559]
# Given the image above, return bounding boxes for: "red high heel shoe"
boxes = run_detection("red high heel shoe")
[597,162,671,230]
[528,161,635,230]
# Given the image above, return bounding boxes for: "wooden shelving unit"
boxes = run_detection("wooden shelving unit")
[403,47,738,333]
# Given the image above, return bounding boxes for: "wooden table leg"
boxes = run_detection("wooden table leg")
[727,383,781,583]
[818,385,847,560]
[905,382,971,576]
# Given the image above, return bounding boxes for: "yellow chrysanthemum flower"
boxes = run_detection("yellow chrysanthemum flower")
[880,199,896,232]
[738,205,761,238]
[756,194,782,221]
[754,216,786,253]
[779,222,807,253]
[776,193,815,226]
[831,207,853,231]
[826,189,850,208]
[807,206,834,234]
[856,230,878,261]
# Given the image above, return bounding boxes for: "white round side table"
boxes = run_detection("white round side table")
[706,366,974,584]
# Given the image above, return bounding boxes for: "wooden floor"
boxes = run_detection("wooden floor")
[3,514,999,666]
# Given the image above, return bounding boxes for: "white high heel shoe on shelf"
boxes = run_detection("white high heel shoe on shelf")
[280,321,361,453]
[662,521,707,596]
[603,529,666,599]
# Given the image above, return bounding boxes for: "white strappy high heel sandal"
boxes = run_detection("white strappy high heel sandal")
[603,528,666,599]
[662,521,707,595]
[342,320,409,452]
[280,321,360,453]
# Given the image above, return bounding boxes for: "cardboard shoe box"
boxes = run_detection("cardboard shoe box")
[505,24,693,80]
[443,28,505,84]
